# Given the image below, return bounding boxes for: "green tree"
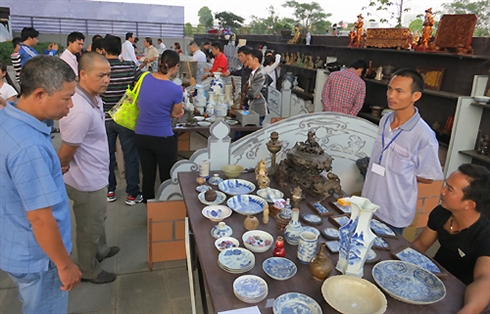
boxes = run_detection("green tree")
[198,6,214,29]
[311,20,332,34]
[442,0,489,36]
[196,24,207,34]
[282,0,331,31]
[363,0,411,27]
[215,11,245,29]
[184,22,194,37]
[409,18,423,32]
[248,6,295,34]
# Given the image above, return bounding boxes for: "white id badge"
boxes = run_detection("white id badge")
[371,163,386,176]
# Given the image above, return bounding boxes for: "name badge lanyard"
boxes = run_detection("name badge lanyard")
[378,117,403,164]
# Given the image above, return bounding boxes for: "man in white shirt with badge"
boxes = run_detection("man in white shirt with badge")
[120,32,139,66]
[60,32,85,76]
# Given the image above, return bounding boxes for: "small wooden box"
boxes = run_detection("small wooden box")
[236,110,260,126]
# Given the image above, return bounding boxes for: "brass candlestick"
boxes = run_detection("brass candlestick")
[266,131,282,168]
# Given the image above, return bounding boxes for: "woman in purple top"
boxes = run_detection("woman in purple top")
[135,50,184,202]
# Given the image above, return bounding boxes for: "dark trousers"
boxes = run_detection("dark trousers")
[106,120,140,197]
[135,133,177,202]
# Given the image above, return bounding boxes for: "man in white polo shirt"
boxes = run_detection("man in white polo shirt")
[60,32,85,76]
[58,52,119,284]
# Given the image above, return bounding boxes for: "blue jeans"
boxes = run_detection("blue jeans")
[106,120,141,197]
[8,261,68,314]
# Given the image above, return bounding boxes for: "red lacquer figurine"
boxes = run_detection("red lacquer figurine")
[273,236,286,257]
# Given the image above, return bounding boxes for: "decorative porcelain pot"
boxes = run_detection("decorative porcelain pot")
[211,221,233,239]
[309,242,333,281]
[297,230,318,264]
[210,72,224,95]
[336,196,379,277]
[284,208,302,246]
[244,215,259,230]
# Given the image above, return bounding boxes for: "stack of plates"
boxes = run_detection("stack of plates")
[218,247,255,274]
[233,275,268,303]
[273,292,323,314]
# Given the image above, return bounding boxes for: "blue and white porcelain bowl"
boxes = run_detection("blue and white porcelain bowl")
[196,185,212,193]
[233,275,268,303]
[256,188,284,203]
[227,195,267,215]
[242,230,273,253]
[201,205,232,222]
[372,260,446,305]
[214,237,240,251]
[198,190,226,206]
[262,257,297,280]
[273,292,323,314]
[218,179,256,196]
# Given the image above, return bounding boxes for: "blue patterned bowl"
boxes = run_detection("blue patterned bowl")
[262,257,297,281]
[256,188,284,203]
[227,195,267,215]
[242,230,273,253]
[273,292,322,314]
[219,179,255,196]
[201,205,232,222]
[372,260,446,304]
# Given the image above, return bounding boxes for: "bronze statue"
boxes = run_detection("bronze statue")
[422,8,434,47]
[355,14,364,45]
[288,26,301,45]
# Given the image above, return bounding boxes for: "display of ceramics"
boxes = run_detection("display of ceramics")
[227,195,267,215]
[262,257,297,281]
[395,247,441,274]
[211,222,233,239]
[373,236,390,250]
[326,241,340,253]
[201,205,232,222]
[209,72,225,95]
[208,174,223,185]
[321,275,387,314]
[218,179,256,196]
[218,247,255,274]
[332,200,352,213]
[256,188,284,203]
[297,230,319,264]
[214,237,240,251]
[196,185,212,193]
[309,243,333,281]
[233,275,268,304]
[198,190,226,205]
[273,292,323,314]
[242,230,273,253]
[372,260,446,305]
[284,208,302,246]
[322,228,339,239]
[301,214,323,225]
[308,202,331,216]
[370,218,396,237]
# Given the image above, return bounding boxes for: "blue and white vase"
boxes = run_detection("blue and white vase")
[210,72,224,95]
[284,208,302,246]
[297,230,319,264]
[206,91,216,116]
[336,196,379,277]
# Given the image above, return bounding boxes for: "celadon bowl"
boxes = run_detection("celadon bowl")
[221,164,244,179]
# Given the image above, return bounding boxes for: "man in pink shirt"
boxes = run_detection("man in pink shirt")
[60,32,85,76]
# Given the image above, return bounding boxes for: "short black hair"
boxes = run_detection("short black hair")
[211,41,222,51]
[158,38,162,43]
[458,163,490,215]
[247,49,263,64]
[263,55,274,66]
[237,45,252,55]
[67,32,85,45]
[349,59,367,77]
[92,34,103,42]
[125,32,134,40]
[392,68,425,93]
[102,35,122,56]
[12,37,22,48]
[21,27,39,41]
[203,41,211,46]
[91,38,103,52]
[145,37,153,45]
[134,37,139,44]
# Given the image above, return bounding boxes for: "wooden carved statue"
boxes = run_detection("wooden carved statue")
[355,14,364,45]
[349,27,356,46]
[422,8,434,47]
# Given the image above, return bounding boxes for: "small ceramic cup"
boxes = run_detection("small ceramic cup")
[297,231,319,264]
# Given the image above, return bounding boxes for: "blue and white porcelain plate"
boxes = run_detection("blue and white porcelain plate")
[372,260,446,304]
[373,236,390,249]
[273,292,323,314]
[326,241,340,253]
[310,202,330,215]
[198,191,226,206]
[218,248,255,271]
[322,228,339,239]
[233,275,268,303]
[202,205,232,222]
[332,215,350,227]
[333,201,351,213]
[227,195,267,215]
[302,226,320,237]
[196,185,212,193]
[257,188,284,203]
[208,175,223,185]
[262,257,297,281]
[395,247,441,274]
[218,179,256,196]
[370,219,396,237]
[303,214,322,224]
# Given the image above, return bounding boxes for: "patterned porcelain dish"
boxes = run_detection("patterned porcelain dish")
[366,249,379,263]
[273,292,323,314]
[242,230,273,253]
[233,275,268,304]
[218,247,255,272]
[219,179,256,196]
[256,188,284,203]
[322,275,387,314]
[201,205,232,222]
[198,191,226,205]
[227,195,267,215]
[196,185,212,193]
[372,260,446,305]
[302,214,322,225]
[326,241,340,253]
[208,174,223,185]
[395,247,441,274]
[210,222,233,239]
[322,228,339,239]
[214,237,240,251]
[262,257,297,281]
[373,236,390,250]
[370,219,396,237]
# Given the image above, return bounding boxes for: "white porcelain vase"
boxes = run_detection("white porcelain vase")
[284,208,302,246]
[336,196,379,277]
[210,72,225,96]
[206,91,216,116]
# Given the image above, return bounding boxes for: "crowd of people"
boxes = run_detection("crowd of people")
[1,25,489,314]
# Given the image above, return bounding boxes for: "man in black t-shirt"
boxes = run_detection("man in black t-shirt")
[413,163,490,313]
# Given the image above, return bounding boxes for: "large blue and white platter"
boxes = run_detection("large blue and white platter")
[395,247,441,274]
[372,260,446,305]
[219,179,256,196]
[227,195,267,215]
[262,257,297,281]
[273,292,323,314]
[233,275,268,303]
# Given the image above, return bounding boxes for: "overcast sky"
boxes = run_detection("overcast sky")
[93,0,449,28]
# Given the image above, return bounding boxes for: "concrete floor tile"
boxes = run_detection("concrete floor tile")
[68,282,115,314]
[0,287,22,313]
[170,297,193,314]
[0,270,13,289]
[116,270,169,314]
[163,259,186,270]
[117,226,149,274]
[164,267,191,300]
[118,204,147,229]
